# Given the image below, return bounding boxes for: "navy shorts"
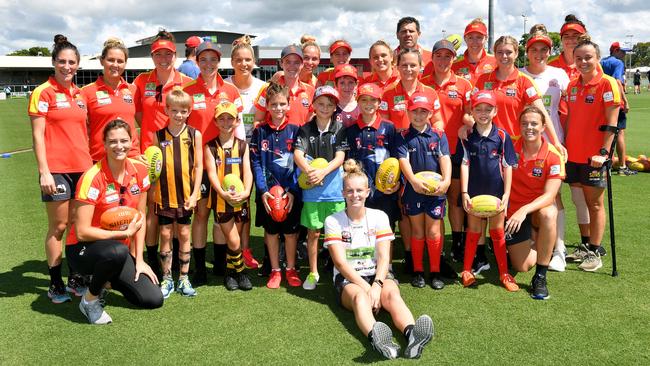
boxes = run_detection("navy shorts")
[403,197,446,219]
[617,110,627,130]
[156,206,193,225]
[565,161,607,188]
[255,196,302,235]
[41,172,82,202]
[505,214,532,246]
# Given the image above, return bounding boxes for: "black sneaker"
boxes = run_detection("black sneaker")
[439,257,458,280]
[430,273,445,290]
[236,272,253,291]
[257,255,271,277]
[472,256,490,275]
[411,272,425,288]
[593,245,607,257]
[530,274,549,300]
[224,273,239,291]
[370,322,400,359]
[450,242,464,263]
[403,315,434,359]
[193,269,207,287]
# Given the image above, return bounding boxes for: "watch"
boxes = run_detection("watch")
[374,279,384,287]
[599,148,609,156]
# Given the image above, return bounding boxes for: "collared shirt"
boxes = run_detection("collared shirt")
[394,44,432,74]
[81,76,139,161]
[336,104,360,128]
[316,67,337,87]
[548,53,580,81]
[420,73,473,154]
[178,59,200,79]
[380,81,441,130]
[254,76,315,126]
[456,124,516,198]
[68,157,150,246]
[361,68,400,91]
[451,49,497,85]
[249,116,301,195]
[184,74,243,144]
[295,116,349,202]
[133,69,193,152]
[346,114,399,202]
[397,124,450,202]
[565,68,620,164]
[509,138,565,216]
[28,76,92,173]
[473,67,541,139]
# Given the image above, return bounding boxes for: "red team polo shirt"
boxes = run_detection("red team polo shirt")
[184,74,243,144]
[565,68,620,164]
[254,76,315,126]
[451,49,497,85]
[380,81,441,130]
[509,138,565,216]
[316,67,337,87]
[394,45,432,75]
[548,53,580,81]
[360,69,400,92]
[81,76,139,161]
[420,73,472,154]
[473,68,541,139]
[67,157,150,247]
[133,69,192,152]
[28,76,92,173]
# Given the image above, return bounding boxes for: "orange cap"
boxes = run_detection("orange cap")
[329,40,352,54]
[408,92,434,111]
[334,64,358,80]
[464,22,487,36]
[357,83,382,100]
[526,35,553,50]
[151,39,176,53]
[185,36,202,48]
[471,90,497,107]
[560,23,586,36]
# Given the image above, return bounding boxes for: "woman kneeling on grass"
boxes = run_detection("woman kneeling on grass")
[323,159,434,360]
[505,106,565,300]
[66,120,162,324]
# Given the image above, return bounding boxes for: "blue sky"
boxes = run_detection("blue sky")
[1,0,648,56]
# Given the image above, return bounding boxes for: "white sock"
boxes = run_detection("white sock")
[556,209,566,253]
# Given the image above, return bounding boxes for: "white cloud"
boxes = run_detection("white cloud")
[2,0,650,57]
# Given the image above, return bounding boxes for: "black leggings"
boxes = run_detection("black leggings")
[66,240,163,309]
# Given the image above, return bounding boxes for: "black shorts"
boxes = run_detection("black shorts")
[505,214,532,246]
[451,161,461,180]
[199,171,211,199]
[155,206,193,225]
[334,272,396,306]
[617,111,627,130]
[255,196,302,235]
[215,203,250,224]
[41,172,82,202]
[565,161,607,188]
[367,196,401,224]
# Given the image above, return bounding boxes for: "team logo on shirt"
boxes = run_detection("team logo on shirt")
[160,140,172,148]
[261,139,269,151]
[484,82,494,90]
[300,92,309,107]
[428,142,438,151]
[447,90,458,98]
[506,88,517,97]
[122,93,133,104]
[341,230,352,243]
[376,135,385,147]
[585,95,595,104]
[106,183,117,195]
[286,139,294,151]
[532,167,543,177]
[129,184,140,195]
[491,149,499,157]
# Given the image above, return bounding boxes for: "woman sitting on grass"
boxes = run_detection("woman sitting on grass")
[323,159,434,360]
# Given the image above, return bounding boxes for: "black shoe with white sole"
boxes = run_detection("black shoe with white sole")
[404,315,434,359]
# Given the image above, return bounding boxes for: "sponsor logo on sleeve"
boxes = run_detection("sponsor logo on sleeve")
[526,86,537,97]
[87,187,99,200]
[550,165,561,175]
[38,101,49,113]
[603,91,614,102]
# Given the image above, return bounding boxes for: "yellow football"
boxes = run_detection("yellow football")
[144,146,163,183]
[375,158,401,193]
[446,33,463,51]
[414,171,442,195]
[469,195,503,218]
[298,158,329,190]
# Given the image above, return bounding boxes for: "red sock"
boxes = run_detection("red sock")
[463,231,481,272]
[410,238,425,272]
[427,237,443,272]
[489,228,508,276]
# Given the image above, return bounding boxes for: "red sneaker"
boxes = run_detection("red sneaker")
[461,270,476,287]
[500,273,520,292]
[267,270,281,289]
[285,268,302,287]
[242,248,259,269]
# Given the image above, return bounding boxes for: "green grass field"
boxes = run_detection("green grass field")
[1,96,649,365]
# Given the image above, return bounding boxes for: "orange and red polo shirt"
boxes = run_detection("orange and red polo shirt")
[565,69,620,164]
[548,53,580,81]
[394,44,432,73]
[133,69,192,153]
[28,76,92,173]
[316,67,337,87]
[67,157,150,246]
[473,68,541,139]
[380,81,441,130]
[254,76,315,126]
[81,76,139,161]
[451,49,497,85]
[184,74,243,144]
[420,73,472,154]
[509,138,565,216]
[360,68,400,92]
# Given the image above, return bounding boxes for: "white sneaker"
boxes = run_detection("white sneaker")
[548,251,566,272]
[302,272,319,290]
[79,296,112,325]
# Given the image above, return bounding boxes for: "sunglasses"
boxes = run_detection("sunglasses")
[155,84,163,103]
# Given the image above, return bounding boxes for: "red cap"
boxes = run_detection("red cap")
[334,64,358,81]
[329,40,352,54]
[151,39,176,53]
[560,23,586,36]
[185,36,202,48]
[408,92,434,111]
[471,90,497,107]
[610,42,623,53]
[313,85,340,104]
[357,83,382,100]
[526,34,553,50]
[464,22,487,36]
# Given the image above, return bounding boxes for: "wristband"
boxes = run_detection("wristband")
[373,279,384,287]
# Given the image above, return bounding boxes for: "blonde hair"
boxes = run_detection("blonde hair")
[101,37,128,61]
[469,18,486,26]
[300,34,321,54]
[231,35,256,62]
[165,89,192,109]
[342,159,368,187]
[493,35,519,54]
[529,24,548,36]
[369,40,392,58]
[574,34,600,58]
